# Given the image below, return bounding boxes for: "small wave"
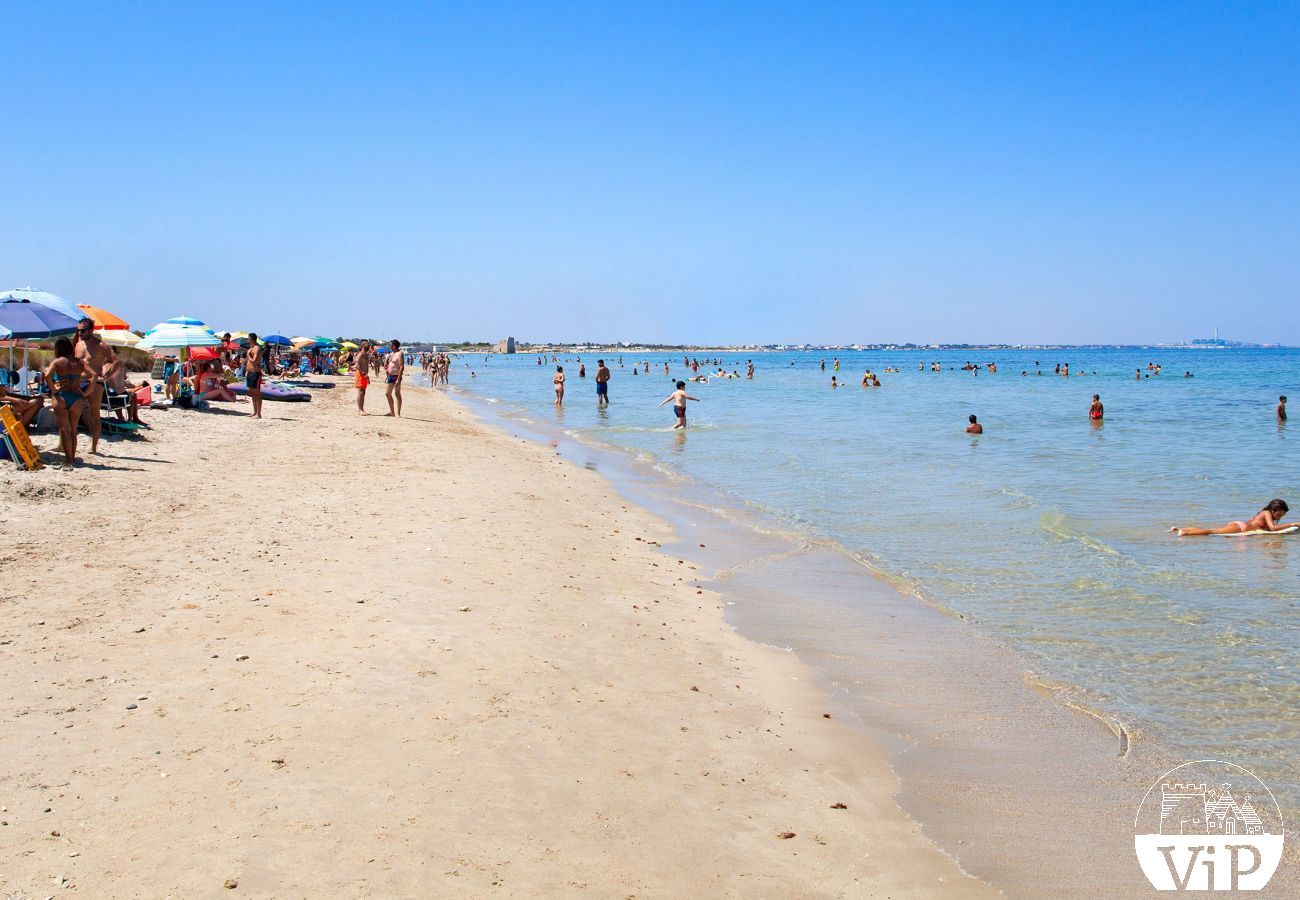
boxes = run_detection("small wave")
[1038,510,1123,557]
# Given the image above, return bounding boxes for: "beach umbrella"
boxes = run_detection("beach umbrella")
[262,334,292,346]
[164,316,208,327]
[77,304,131,331]
[339,340,359,350]
[313,337,339,349]
[95,329,141,348]
[1,288,83,322]
[0,297,80,339]
[138,320,222,350]
[0,297,80,377]
[189,346,220,361]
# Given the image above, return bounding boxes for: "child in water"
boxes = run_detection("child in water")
[1171,499,1291,536]
[658,380,700,429]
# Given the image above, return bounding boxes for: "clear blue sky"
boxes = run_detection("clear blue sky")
[3,2,1297,345]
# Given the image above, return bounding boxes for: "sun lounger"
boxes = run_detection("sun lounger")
[101,418,144,436]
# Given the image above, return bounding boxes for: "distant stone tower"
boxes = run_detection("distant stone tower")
[493,336,517,354]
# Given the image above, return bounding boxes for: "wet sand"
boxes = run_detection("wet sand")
[0,379,991,897]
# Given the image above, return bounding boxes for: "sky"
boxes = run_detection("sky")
[2,2,1297,345]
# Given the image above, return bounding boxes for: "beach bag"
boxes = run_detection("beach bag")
[135,385,152,406]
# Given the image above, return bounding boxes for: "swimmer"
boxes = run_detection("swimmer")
[966,414,983,435]
[657,380,699,429]
[1089,394,1103,421]
[553,365,565,404]
[1172,499,1290,536]
[1279,396,1288,422]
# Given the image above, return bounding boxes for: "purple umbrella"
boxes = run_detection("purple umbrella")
[0,298,79,339]
[0,298,79,380]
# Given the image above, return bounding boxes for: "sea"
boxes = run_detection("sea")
[436,347,1299,826]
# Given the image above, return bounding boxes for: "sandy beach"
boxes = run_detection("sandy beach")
[1,381,993,897]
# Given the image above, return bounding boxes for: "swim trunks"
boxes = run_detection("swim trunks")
[596,382,608,395]
[386,375,397,384]
[673,405,685,418]
[246,372,262,390]
[356,372,369,390]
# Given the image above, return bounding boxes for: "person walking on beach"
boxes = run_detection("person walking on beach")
[966,414,983,434]
[553,366,565,404]
[1279,396,1288,421]
[1089,394,1103,421]
[245,333,264,418]
[384,340,404,417]
[355,340,375,414]
[73,317,114,454]
[1172,499,1290,536]
[596,359,610,406]
[658,380,699,429]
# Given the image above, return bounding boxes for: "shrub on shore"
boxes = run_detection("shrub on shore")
[3,345,154,373]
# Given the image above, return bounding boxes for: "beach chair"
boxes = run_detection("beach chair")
[101,418,143,437]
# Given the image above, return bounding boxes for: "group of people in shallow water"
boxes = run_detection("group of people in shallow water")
[547,355,706,427]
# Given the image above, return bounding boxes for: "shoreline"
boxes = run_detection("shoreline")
[447,380,1299,897]
[1,377,993,896]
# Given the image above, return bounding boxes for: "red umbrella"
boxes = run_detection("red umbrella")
[189,346,220,361]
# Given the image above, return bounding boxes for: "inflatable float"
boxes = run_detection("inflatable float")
[1220,525,1298,536]
[227,382,311,402]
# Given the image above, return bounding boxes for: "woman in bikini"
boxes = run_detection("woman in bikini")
[1172,499,1290,536]
[43,336,95,468]
[195,362,237,402]
[553,366,565,405]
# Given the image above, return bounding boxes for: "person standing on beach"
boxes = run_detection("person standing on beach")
[554,366,565,404]
[44,337,96,468]
[596,359,610,406]
[1089,394,1103,421]
[73,317,114,454]
[220,333,235,371]
[385,339,404,417]
[658,380,699,429]
[966,415,983,434]
[1279,396,1288,421]
[355,340,375,414]
[245,334,264,418]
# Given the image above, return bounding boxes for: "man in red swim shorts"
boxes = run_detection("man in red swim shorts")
[355,340,375,415]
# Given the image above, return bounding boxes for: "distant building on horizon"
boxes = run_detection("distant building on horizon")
[492,336,517,354]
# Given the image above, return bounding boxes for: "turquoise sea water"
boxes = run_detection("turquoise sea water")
[446,348,1299,812]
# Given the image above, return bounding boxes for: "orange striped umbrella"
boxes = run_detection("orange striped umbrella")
[77,303,131,330]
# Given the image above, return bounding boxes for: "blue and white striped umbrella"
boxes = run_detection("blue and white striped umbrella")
[138,319,222,351]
